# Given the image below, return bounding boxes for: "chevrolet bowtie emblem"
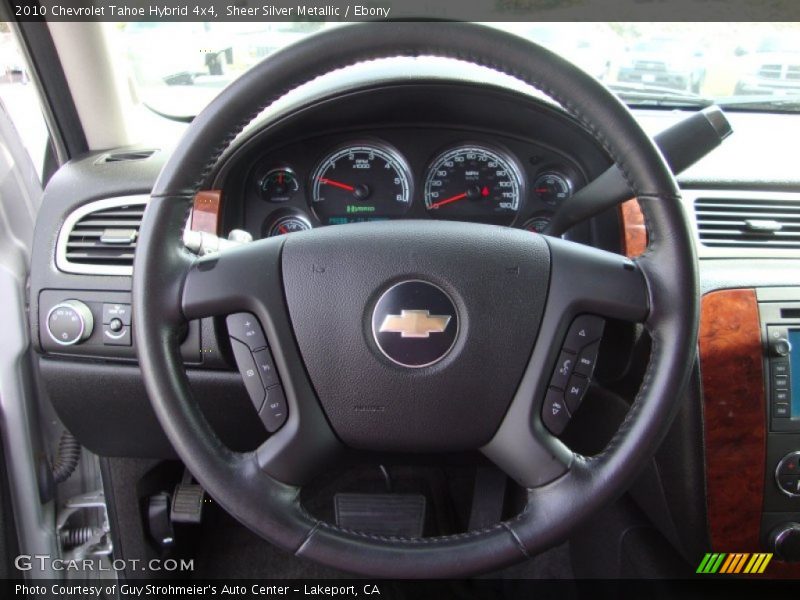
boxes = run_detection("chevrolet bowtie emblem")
[379,310,452,338]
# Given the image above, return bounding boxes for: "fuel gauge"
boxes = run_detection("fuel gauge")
[260,168,299,203]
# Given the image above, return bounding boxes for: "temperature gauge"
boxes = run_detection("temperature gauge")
[533,172,573,206]
[267,215,311,237]
[260,168,299,203]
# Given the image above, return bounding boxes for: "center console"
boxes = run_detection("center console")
[759,288,800,561]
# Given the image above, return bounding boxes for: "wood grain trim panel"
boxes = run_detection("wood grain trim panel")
[191,190,222,234]
[700,288,765,552]
[619,198,647,258]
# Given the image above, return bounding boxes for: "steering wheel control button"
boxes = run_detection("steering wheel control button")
[229,338,267,412]
[563,315,605,353]
[542,388,571,435]
[252,348,279,388]
[102,303,131,326]
[371,280,458,368]
[776,452,800,497]
[550,350,576,389]
[564,375,589,413]
[226,312,267,350]
[47,300,94,346]
[259,385,288,432]
[574,342,600,377]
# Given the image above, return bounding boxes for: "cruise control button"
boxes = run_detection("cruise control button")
[564,374,588,414]
[229,338,267,412]
[550,350,576,389]
[253,348,279,388]
[259,385,288,433]
[574,342,600,377]
[542,388,570,435]
[227,313,267,350]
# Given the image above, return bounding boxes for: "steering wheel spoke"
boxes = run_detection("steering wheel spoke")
[545,236,650,325]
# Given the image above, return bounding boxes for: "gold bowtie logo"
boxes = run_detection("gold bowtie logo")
[378,310,451,338]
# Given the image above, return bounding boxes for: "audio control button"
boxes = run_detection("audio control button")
[772,361,790,377]
[227,313,267,350]
[775,403,791,418]
[776,452,800,497]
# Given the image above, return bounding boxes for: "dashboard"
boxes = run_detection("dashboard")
[25,68,800,567]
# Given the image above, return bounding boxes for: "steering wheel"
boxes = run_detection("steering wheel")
[133,22,698,577]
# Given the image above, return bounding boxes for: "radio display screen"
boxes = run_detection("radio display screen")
[789,329,800,419]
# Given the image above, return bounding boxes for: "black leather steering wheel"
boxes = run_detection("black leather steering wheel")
[133,22,698,577]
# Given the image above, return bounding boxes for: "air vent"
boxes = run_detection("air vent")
[56,196,148,276]
[694,195,800,250]
[98,150,156,163]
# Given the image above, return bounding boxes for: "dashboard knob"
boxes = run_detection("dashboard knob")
[769,523,800,562]
[770,337,792,357]
[46,300,94,346]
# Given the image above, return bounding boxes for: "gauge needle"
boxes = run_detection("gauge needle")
[429,192,468,209]
[319,178,355,192]
[278,225,289,234]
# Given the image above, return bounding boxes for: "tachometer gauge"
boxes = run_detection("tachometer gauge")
[424,144,522,224]
[310,142,412,224]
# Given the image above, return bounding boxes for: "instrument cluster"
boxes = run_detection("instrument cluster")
[238,131,586,239]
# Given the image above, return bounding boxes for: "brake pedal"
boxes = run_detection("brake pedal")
[334,493,426,537]
[170,470,206,524]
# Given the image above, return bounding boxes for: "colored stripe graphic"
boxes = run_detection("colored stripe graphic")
[697,553,773,574]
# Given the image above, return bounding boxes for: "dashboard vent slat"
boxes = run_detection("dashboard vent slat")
[694,196,800,250]
[57,196,149,276]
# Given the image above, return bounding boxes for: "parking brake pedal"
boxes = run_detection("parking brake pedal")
[335,493,426,537]
[171,470,206,524]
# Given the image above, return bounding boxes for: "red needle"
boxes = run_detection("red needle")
[279,225,289,234]
[535,188,549,193]
[319,178,355,192]
[429,192,468,209]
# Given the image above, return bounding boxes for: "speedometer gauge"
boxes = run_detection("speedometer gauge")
[310,142,412,224]
[424,144,522,224]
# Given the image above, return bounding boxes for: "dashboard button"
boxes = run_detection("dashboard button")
[227,313,267,350]
[774,389,791,404]
[774,374,790,389]
[775,403,790,418]
[772,361,790,377]
[229,338,267,412]
[574,342,600,377]
[564,374,588,414]
[542,388,570,435]
[563,315,605,353]
[102,303,131,325]
[253,348,279,388]
[550,350,576,389]
[260,385,288,432]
